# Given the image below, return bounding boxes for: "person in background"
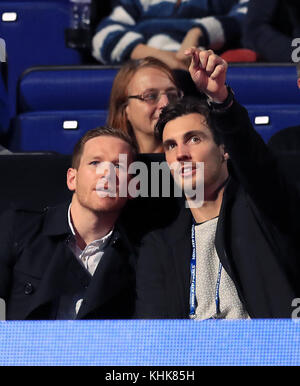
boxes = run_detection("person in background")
[135,48,300,319]
[268,62,300,151]
[107,56,184,244]
[0,127,137,320]
[92,0,248,69]
[107,56,186,154]
[243,0,300,62]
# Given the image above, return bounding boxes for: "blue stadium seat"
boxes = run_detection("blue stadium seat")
[10,110,108,154]
[13,104,300,153]
[18,66,118,113]
[228,64,300,105]
[12,63,300,153]
[17,64,300,115]
[0,1,82,119]
[246,104,300,143]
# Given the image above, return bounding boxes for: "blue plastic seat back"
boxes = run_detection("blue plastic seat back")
[0,1,82,117]
[18,66,118,112]
[246,104,300,143]
[11,110,108,154]
[227,65,300,105]
[18,64,300,114]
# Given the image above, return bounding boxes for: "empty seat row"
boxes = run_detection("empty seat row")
[17,64,300,115]
[9,104,300,154]
[7,63,299,154]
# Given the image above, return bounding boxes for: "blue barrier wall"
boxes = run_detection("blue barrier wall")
[0,319,299,366]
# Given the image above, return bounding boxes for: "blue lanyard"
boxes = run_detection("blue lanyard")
[190,223,223,319]
[189,224,197,318]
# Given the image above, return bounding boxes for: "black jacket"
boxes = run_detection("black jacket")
[268,125,300,153]
[135,100,300,319]
[0,202,136,320]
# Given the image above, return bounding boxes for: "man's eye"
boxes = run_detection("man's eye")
[90,161,99,165]
[190,136,201,144]
[165,143,176,151]
[114,163,126,170]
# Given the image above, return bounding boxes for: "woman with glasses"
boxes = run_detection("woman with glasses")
[108,57,184,154]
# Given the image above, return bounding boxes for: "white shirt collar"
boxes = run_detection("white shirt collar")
[67,204,114,252]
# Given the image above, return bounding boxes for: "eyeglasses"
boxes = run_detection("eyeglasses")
[128,88,184,105]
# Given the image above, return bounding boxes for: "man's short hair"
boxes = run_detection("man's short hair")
[72,126,138,169]
[155,97,223,146]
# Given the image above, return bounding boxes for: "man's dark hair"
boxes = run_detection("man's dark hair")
[155,97,223,146]
[297,62,300,80]
[72,126,138,169]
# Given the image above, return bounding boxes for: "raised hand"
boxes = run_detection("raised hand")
[184,47,228,102]
[176,27,205,64]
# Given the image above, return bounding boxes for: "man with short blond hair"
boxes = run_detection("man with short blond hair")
[0,127,137,320]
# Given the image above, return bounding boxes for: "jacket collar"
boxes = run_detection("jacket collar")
[41,201,134,253]
[166,198,193,241]
[161,201,193,317]
[42,201,71,236]
[170,175,237,233]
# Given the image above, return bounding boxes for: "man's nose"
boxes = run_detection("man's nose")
[176,143,191,161]
[97,162,114,179]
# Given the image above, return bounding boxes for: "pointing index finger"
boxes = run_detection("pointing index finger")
[185,47,201,69]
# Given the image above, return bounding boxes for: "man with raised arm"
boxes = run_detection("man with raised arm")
[135,48,300,319]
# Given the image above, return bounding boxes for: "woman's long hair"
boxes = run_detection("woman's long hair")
[107,57,177,147]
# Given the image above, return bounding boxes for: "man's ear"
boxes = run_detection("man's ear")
[223,152,229,161]
[66,168,77,192]
[297,78,300,90]
[220,144,229,161]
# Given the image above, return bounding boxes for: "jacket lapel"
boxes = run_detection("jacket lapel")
[23,202,135,320]
[167,204,193,317]
[215,178,239,281]
[76,228,135,319]
[165,181,235,318]
[24,203,73,319]
[25,238,74,319]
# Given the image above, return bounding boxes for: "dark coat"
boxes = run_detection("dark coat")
[0,202,136,320]
[268,125,300,153]
[135,101,300,319]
